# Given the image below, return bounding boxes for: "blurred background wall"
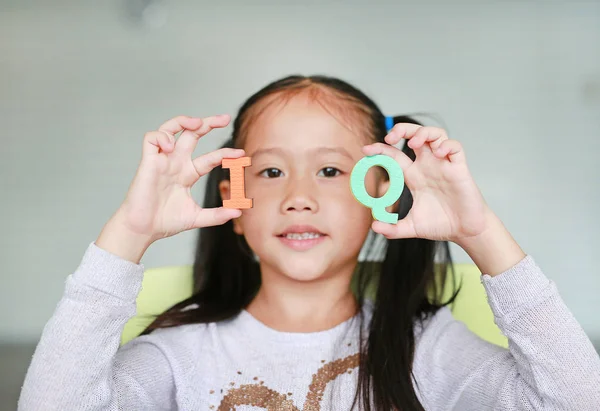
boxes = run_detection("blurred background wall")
[1,0,599,407]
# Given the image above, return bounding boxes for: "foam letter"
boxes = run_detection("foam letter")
[350,155,404,224]
[222,157,253,209]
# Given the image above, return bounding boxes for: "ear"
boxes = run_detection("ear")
[218,180,244,235]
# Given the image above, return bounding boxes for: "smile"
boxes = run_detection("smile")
[281,232,323,240]
[277,232,327,251]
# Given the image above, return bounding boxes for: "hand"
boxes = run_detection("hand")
[97,115,244,263]
[362,123,492,244]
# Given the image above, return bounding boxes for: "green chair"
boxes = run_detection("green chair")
[121,264,508,348]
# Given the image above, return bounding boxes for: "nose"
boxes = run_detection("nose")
[281,177,319,214]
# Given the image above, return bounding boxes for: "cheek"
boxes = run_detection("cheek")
[238,207,266,233]
[235,211,267,255]
[235,189,276,241]
[324,183,373,235]
[328,202,372,258]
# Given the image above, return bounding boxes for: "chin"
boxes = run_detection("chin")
[281,259,331,282]
[263,255,333,283]
[283,270,328,283]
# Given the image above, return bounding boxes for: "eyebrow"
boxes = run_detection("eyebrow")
[250,146,353,160]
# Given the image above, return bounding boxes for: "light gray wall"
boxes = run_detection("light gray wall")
[1,0,599,343]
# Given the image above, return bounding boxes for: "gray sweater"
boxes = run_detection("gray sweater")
[18,242,600,410]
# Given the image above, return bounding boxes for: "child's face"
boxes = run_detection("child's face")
[220,93,387,283]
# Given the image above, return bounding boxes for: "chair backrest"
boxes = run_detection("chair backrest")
[121,264,507,348]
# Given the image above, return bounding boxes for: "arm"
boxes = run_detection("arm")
[18,240,176,411]
[414,214,600,410]
[365,123,600,409]
[18,115,244,410]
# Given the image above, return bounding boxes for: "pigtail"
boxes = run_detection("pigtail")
[353,115,459,410]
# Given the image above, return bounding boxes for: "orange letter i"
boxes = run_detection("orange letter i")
[221,157,253,209]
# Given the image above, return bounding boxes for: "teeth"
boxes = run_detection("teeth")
[284,232,322,240]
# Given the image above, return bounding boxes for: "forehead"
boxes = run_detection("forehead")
[240,90,372,154]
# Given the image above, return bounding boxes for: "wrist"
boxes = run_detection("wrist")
[95,211,154,264]
[455,209,526,277]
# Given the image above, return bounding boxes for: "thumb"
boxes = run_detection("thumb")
[193,207,242,229]
[372,218,415,239]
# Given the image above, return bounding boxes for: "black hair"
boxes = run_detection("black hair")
[143,75,460,410]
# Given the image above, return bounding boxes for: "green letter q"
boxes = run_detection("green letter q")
[350,155,404,224]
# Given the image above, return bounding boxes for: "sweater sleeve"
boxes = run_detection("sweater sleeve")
[18,242,176,411]
[413,255,600,411]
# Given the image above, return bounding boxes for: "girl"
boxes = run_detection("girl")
[19,75,600,410]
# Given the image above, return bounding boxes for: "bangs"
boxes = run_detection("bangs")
[234,79,378,148]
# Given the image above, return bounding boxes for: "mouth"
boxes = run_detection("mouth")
[279,232,324,240]
[277,224,326,238]
[277,225,327,251]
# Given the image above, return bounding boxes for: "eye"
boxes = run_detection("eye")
[318,167,341,178]
[259,168,283,178]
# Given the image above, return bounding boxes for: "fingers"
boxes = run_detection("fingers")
[433,139,465,163]
[192,147,246,177]
[362,142,413,171]
[193,206,242,228]
[172,114,231,154]
[372,218,416,239]
[142,130,176,157]
[386,124,448,152]
[143,114,231,158]
[158,115,204,136]
[384,123,422,145]
[143,115,206,158]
